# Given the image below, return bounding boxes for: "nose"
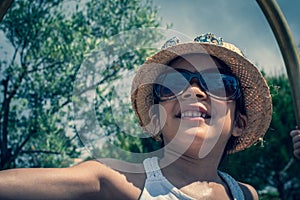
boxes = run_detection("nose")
[181,79,207,100]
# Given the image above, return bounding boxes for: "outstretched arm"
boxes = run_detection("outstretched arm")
[290,129,300,159]
[0,160,141,200]
[0,161,104,200]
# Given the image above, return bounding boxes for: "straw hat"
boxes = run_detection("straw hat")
[131,33,272,153]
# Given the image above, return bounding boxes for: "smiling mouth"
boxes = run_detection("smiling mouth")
[177,111,211,119]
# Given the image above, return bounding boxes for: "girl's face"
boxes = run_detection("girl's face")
[157,54,243,159]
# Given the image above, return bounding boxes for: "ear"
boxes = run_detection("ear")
[149,114,163,141]
[150,114,160,135]
[142,114,161,136]
[232,113,247,137]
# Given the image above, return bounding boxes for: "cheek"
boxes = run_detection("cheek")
[158,103,176,140]
[210,101,236,134]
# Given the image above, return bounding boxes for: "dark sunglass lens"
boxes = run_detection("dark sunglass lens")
[155,71,188,99]
[202,73,238,98]
[223,76,238,96]
[159,85,174,97]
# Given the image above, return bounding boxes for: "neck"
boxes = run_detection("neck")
[159,147,223,183]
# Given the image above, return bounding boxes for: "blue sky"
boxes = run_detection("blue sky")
[152,0,300,75]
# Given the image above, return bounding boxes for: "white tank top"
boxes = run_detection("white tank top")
[139,157,244,200]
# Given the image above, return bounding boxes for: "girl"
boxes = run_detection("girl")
[0,33,272,200]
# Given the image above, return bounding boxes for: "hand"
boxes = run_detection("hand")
[290,129,300,159]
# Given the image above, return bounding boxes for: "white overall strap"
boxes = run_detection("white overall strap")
[143,157,164,180]
[140,157,193,200]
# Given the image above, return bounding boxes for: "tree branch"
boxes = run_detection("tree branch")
[20,150,62,155]
[3,131,32,169]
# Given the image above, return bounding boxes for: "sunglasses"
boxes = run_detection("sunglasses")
[153,68,241,101]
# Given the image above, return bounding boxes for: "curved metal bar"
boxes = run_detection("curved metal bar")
[257,0,300,126]
[0,0,13,22]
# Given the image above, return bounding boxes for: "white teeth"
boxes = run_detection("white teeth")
[181,111,207,118]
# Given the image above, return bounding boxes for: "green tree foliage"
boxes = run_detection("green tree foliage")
[92,83,163,162]
[222,73,300,199]
[0,0,161,169]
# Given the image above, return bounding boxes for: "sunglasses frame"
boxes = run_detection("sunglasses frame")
[152,68,241,102]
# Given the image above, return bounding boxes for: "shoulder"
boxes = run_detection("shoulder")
[71,159,119,177]
[238,182,258,200]
[71,160,145,199]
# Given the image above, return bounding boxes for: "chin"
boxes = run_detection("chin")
[167,135,204,153]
